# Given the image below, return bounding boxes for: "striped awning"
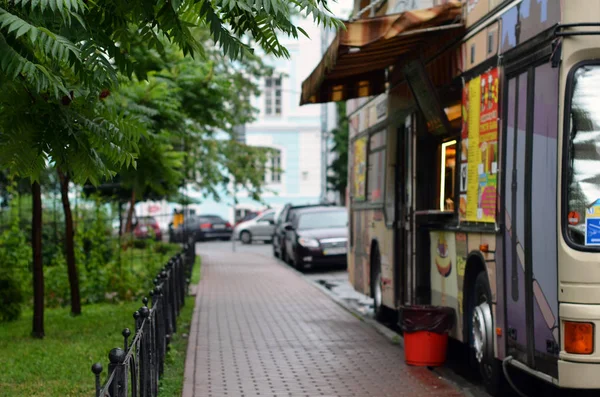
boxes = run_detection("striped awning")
[300,2,464,105]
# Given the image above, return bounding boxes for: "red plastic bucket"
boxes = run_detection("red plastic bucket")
[403,330,449,367]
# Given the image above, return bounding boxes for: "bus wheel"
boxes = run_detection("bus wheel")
[371,244,391,322]
[471,272,505,396]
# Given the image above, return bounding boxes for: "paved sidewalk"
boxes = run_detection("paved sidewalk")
[183,248,466,397]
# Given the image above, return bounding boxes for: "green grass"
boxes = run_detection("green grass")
[157,295,195,396]
[0,254,201,397]
[190,255,202,285]
[0,301,142,396]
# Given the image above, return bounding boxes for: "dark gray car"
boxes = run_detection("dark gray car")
[170,214,232,242]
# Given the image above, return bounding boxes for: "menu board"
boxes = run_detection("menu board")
[461,68,499,223]
[352,136,368,201]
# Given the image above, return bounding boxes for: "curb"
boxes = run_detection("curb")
[308,277,405,347]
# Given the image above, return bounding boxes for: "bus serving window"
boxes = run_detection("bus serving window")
[565,65,600,247]
[440,140,457,211]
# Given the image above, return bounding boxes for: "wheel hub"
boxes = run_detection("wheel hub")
[472,301,493,363]
[374,273,382,309]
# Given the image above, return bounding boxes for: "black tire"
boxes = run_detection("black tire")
[468,271,506,396]
[371,244,393,322]
[273,242,279,258]
[240,230,252,245]
[281,240,288,263]
[292,249,304,271]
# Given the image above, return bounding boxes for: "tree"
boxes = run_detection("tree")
[110,34,275,226]
[0,0,342,336]
[327,101,349,206]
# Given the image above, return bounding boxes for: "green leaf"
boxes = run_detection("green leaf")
[15,23,31,39]
[297,26,308,38]
[171,0,182,11]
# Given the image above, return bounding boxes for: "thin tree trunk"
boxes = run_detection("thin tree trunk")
[118,202,123,237]
[58,170,81,316]
[125,189,136,233]
[31,181,44,338]
[340,189,346,206]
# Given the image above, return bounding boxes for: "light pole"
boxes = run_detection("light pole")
[232,179,237,252]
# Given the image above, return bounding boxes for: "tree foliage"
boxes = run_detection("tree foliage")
[0,0,342,335]
[0,0,342,183]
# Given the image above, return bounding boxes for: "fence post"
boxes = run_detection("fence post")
[92,249,190,397]
[160,269,173,337]
[123,328,131,352]
[177,254,186,308]
[153,285,166,377]
[108,348,127,397]
[139,305,151,397]
[167,261,178,333]
[91,363,103,397]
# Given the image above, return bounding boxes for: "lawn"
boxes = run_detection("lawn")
[0,254,201,397]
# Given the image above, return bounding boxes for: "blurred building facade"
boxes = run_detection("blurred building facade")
[188,4,353,223]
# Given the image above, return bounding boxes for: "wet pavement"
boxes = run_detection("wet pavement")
[186,241,600,397]
[183,241,469,397]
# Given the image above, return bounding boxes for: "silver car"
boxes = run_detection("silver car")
[233,209,277,244]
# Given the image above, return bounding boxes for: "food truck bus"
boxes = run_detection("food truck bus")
[300,0,600,394]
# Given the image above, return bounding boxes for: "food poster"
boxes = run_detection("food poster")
[585,199,600,246]
[462,68,499,223]
[459,83,469,220]
[430,231,460,339]
[352,136,367,201]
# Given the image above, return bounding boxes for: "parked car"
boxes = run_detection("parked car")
[133,216,162,241]
[281,206,348,271]
[272,202,334,261]
[234,211,261,228]
[170,214,232,242]
[233,209,277,244]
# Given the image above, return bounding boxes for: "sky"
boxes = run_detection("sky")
[328,0,354,19]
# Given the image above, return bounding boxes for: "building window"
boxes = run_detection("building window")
[265,76,282,116]
[270,150,281,183]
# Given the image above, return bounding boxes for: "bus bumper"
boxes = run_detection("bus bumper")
[558,302,600,388]
[558,360,600,388]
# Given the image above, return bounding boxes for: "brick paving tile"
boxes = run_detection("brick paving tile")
[183,249,467,397]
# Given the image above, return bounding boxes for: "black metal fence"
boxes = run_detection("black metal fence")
[91,242,196,397]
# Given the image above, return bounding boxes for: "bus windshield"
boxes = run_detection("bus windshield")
[566,64,600,247]
[297,210,348,230]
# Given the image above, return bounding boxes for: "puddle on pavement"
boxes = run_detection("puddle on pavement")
[316,279,337,289]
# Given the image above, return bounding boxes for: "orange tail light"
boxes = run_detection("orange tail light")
[564,321,594,354]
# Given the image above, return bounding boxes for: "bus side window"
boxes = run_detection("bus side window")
[440,140,457,211]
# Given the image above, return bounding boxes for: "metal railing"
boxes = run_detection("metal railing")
[91,242,196,397]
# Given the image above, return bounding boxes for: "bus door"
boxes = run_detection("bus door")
[503,61,559,374]
[395,114,416,306]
